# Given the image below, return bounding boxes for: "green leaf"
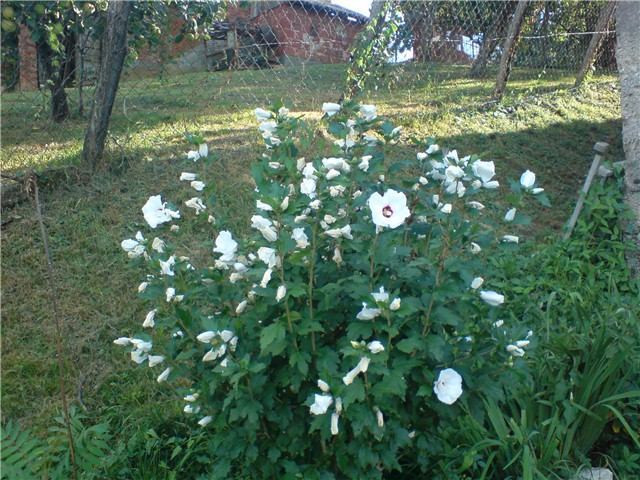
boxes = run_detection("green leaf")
[328,121,347,137]
[260,322,287,355]
[388,160,415,173]
[535,192,551,207]
[424,334,449,362]
[289,350,311,375]
[342,380,366,408]
[371,370,407,399]
[395,337,424,354]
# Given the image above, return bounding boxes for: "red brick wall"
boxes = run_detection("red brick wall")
[256,4,363,64]
[16,2,364,87]
[18,25,38,92]
[413,26,473,64]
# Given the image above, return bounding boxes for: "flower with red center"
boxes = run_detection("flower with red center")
[367,189,411,229]
[433,368,463,404]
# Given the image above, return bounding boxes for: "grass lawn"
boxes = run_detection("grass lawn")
[0,62,628,473]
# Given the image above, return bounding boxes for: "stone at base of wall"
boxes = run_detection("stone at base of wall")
[578,467,614,480]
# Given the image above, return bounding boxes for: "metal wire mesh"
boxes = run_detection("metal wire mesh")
[0,0,619,178]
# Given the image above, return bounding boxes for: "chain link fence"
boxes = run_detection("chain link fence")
[1,0,618,182]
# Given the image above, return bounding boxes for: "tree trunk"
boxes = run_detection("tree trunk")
[616,1,640,279]
[469,1,517,78]
[36,39,70,122]
[574,1,617,88]
[408,1,436,64]
[343,0,390,100]
[541,2,549,66]
[82,0,131,171]
[493,0,529,100]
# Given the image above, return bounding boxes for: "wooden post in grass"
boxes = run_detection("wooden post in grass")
[493,0,529,101]
[563,142,610,240]
[574,1,617,88]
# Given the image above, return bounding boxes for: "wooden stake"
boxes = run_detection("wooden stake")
[563,142,609,240]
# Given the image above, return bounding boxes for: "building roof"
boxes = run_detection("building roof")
[296,0,369,23]
[266,0,368,24]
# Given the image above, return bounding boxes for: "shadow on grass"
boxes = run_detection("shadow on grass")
[431,117,623,234]
[1,62,618,173]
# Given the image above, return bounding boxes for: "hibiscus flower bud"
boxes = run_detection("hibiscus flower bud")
[236,300,248,314]
[506,344,526,357]
[389,298,401,311]
[157,367,171,383]
[504,208,516,222]
[520,170,536,189]
[148,355,164,367]
[196,331,216,343]
[322,102,341,116]
[198,416,212,427]
[254,107,272,121]
[480,290,505,306]
[331,412,340,435]
[180,172,197,181]
[143,309,157,328]
[374,406,384,427]
[191,181,206,191]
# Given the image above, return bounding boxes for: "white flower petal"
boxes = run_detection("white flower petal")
[142,195,175,229]
[433,368,463,404]
[322,102,341,116]
[180,172,197,181]
[480,290,505,306]
[331,412,340,435]
[143,309,157,328]
[520,170,536,189]
[389,298,401,311]
[504,208,516,222]
[157,367,171,383]
[318,379,330,393]
[368,189,410,229]
[367,341,385,354]
[310,394,333,415]
[198,415,213,427]
[254,108,272,121]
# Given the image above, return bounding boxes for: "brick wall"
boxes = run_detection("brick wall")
[256,3,362,64]
[15,2,365,88]
[413,26,474,64]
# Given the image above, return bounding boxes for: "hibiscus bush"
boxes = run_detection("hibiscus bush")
[116,100,550,479]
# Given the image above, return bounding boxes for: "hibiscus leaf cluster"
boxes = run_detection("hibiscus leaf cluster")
[117,100,547,479]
